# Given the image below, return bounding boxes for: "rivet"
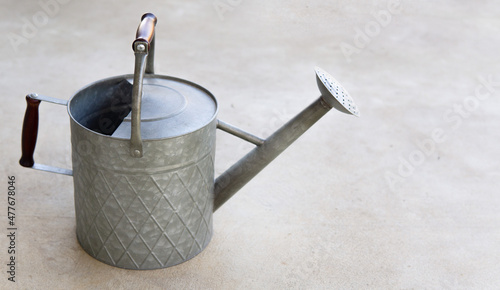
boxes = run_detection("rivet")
[137,44,146,51]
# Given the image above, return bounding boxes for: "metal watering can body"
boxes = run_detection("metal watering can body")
[68,74,218,269]
[19,14,359,270]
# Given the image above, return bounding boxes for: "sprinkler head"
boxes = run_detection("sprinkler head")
[315,67,359,117]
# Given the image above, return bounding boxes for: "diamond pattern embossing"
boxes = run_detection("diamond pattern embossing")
[74,153,214,269]
[71,119,216,269]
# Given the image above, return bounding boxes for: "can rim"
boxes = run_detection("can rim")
[67,74,219,141]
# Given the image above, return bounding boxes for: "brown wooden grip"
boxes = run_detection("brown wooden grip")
[19,95,41,168]
[133,13,157,49]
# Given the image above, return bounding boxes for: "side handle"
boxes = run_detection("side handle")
[19,95,41,168]
[19,94,73,176]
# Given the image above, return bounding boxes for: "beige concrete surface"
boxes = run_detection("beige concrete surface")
[1,0,500,288]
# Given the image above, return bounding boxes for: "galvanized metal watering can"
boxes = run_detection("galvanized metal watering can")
[20,14,359,269]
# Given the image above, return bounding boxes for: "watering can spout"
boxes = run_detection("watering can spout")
[213,67,359,211]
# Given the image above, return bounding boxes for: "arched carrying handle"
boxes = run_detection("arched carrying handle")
[130,13,157,158]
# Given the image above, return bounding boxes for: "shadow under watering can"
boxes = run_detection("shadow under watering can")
[19,13,360,269]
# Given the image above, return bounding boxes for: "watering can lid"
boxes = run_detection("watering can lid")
[111,75,217,140]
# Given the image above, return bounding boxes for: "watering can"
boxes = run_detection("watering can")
[19,14,359,269]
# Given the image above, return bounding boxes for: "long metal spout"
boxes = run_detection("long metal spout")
[214,97,332,211]
[213,67,359,211]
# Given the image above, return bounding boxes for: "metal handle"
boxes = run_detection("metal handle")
[130,13,157,158]
[216,120,264,146]
[19,94,73,176]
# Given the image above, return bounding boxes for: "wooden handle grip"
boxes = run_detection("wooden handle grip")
[133,13,157,49]
[19,95,41,168]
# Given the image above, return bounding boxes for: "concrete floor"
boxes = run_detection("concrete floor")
[2,0,500,288]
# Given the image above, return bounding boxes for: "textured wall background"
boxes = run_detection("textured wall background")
[1,0,499,288]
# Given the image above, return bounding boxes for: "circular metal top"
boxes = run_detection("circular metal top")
[68,74,217,140]
[113,76,217,139]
